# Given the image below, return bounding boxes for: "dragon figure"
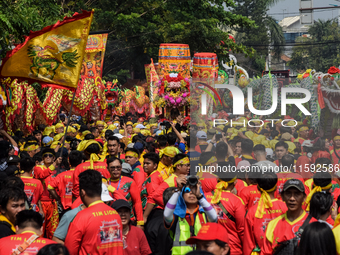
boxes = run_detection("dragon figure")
[27,45,79,79]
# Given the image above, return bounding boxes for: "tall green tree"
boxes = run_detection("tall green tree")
[0,0,64,57]
[1,0,256,83]
[288,19,340,72]
[233,0,285,75]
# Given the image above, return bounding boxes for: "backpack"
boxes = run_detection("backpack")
[273,214,312,255]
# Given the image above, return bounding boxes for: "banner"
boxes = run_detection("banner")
[0,10,93,90]
[80,33,108,79]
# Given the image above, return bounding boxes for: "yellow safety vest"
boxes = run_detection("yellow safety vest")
[171,212,206,255]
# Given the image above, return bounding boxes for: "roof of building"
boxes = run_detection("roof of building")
[279,16,301,27]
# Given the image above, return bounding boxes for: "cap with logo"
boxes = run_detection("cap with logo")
[283,179,305,193]
[186,223,229,245]
[111,199,131,211]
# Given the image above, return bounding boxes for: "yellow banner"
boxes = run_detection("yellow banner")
[0,11,93,90]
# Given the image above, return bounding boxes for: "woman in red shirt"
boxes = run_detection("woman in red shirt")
[112,199,151,255]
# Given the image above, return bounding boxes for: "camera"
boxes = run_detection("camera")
[186,175,199,186]
[160,121,171,130]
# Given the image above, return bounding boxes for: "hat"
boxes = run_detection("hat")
[133,142,144,151]
[127,143,135,149]
[122,163,132,175]
[42,136,53,147]
[281,132,292,141]
[101,183,113,202]
[301,140,313,147]
[186,223,229,245]
[236,160,251,170]
[7,156,20,164]
[196,131,207,139]
[283,179,305,193]
[5,165,21,176]
[55,123,64,129]
[113,133,124,139]
[41,148,56,157]
[111,199,131,211]
[136,124,146,129]
[207,129,216,140]
[43,126,54,136]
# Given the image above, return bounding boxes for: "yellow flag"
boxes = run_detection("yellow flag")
[0,10,93,90]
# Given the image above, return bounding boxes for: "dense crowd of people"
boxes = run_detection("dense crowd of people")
[0,109,340,255]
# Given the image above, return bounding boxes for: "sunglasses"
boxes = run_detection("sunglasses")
[43,154,54,158]
[184,187,191,193]
[109,166,122,170]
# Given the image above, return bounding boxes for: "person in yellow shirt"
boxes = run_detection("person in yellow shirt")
[157,147,178,180]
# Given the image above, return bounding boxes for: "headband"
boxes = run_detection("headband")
[24,144,39,152]
[211,177,237,204]
[159,147,178,158]
[255,185,277,219]
[173,157,190,167]
[205,156,217,166]
[77,140,102,168]
[126,151,139,158]
[42,152,55,158]
[299,126,309,132]
[305,182,333,211]
[334,135,340,141]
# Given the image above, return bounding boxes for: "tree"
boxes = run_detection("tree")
[233,0,285,76]
[288,19,340,73]
[1,0,256,83]
[0,0,64,58]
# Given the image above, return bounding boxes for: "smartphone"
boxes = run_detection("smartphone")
[216,134,222,140]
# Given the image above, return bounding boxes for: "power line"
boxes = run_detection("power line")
[244,39,340,47]
[268,9,337,16]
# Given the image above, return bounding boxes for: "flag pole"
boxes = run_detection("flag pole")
[59,91,76,158]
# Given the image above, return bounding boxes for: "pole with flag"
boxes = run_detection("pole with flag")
[0,10,94,157]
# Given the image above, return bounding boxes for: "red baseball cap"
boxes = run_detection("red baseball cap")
[186,223,229,245]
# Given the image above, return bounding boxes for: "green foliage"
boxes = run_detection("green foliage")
[0,0,63,57]
[1,0,256,85]
[233,0,285,76]
[288,19,340,72]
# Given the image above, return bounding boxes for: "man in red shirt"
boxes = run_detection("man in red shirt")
[20,157,44,214]
[0,210,55,254]
[48,150,83,212]
[106,157,144,228]
[65,170,124,255]
[0,187,26,239]
[102,136,125,161]
[239,171,260,211]
[275,155,304,200]
[262,179,316,255]
[205,172,246,255]
[33,148,62,239]
[112,199,151,255]
[72,140,110,200]
[243,172,287,255]
[141,152,162,210]
[124,148,146,192]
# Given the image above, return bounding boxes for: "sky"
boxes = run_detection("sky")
[268,0,340,21]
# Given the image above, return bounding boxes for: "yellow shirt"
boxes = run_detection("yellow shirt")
[157,161,171,180]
